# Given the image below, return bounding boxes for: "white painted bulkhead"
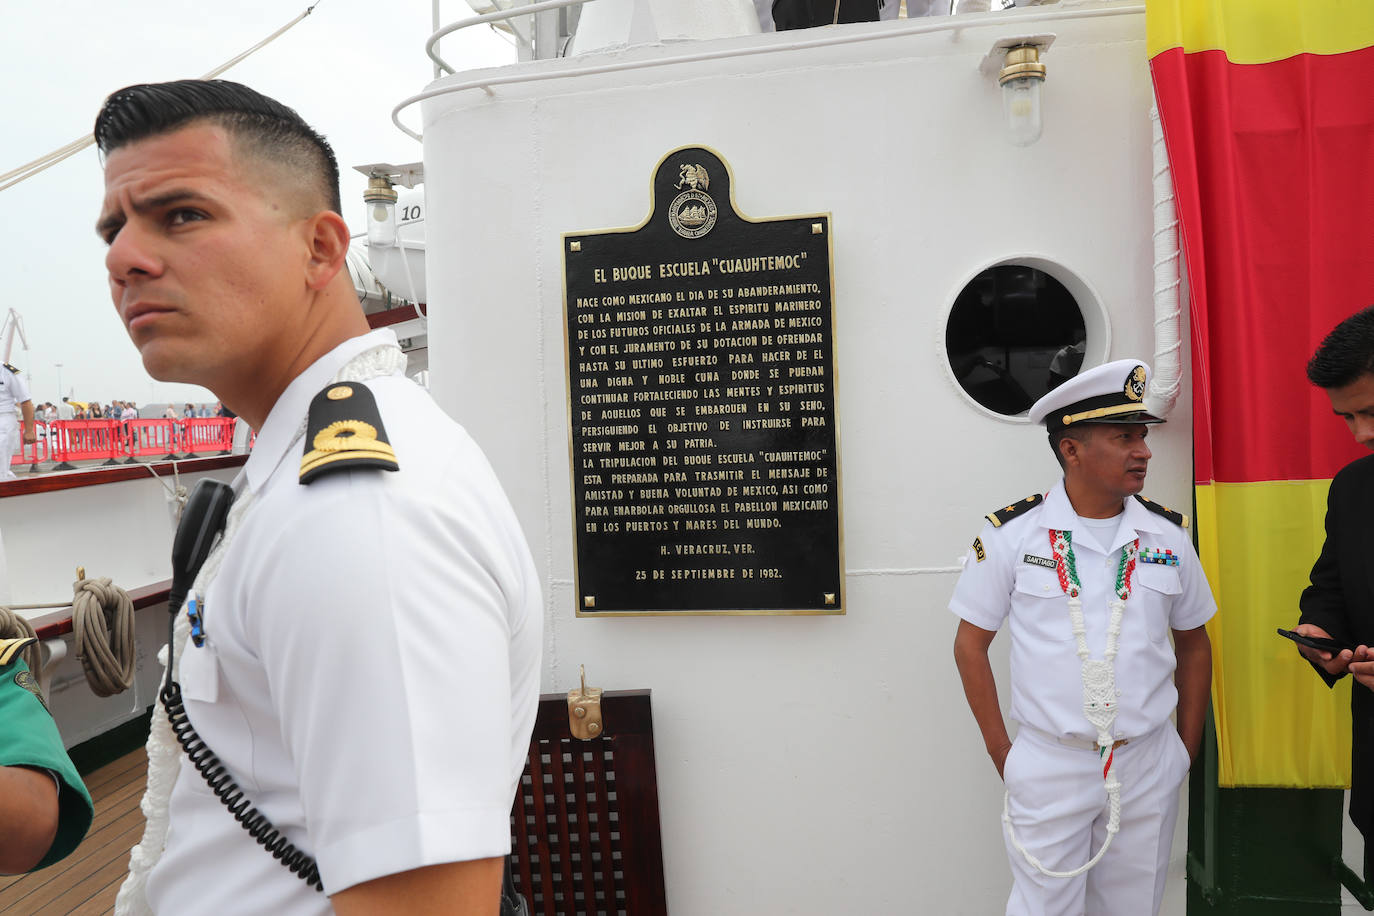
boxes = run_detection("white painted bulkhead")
[422,5,1194,912]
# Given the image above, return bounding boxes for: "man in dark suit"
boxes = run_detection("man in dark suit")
[1295,304,1374,862]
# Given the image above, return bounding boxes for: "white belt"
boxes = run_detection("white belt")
[1023,724,1128,751]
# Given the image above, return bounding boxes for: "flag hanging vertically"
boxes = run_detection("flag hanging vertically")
[1149,0,1374,787]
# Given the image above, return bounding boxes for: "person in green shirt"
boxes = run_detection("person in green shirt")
[0,637,93,874]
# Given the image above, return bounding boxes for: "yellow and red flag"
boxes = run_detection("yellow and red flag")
[1150,0,1374,786]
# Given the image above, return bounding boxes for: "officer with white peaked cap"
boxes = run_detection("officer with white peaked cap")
[949,359,1215,916]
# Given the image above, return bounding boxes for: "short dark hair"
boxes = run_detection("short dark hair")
[94,79,341,214]
[1048,425,1095,469]
[1307,306,1374,389]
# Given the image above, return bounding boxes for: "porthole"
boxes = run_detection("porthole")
[945,264,1088,417]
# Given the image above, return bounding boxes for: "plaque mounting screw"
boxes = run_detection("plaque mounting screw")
[583,595,596,608]
[824,593,836,606]
[812,223,823,235]
[570,240,582,252]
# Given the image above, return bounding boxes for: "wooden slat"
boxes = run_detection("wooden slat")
[572,746,598,914]
[528,744,557,913]
[548,743,577,913]
[614,733,667,916]
[513,771,535,907]
[590,746,619,914]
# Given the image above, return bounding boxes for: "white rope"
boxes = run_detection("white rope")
[115,489,257,916]
[1004,534,1136,879]
[137,460,189,521]
[115,341,407,916]
[1145,98,1184,420]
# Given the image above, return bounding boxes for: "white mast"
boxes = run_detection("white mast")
[0,310,28,365]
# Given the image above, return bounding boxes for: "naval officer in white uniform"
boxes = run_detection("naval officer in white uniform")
[95,79,541,915]
[0,364,35,480]
[951,359,1214,915]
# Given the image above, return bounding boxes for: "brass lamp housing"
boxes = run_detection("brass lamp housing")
[999,46,1047,86]
[363,176,398,204]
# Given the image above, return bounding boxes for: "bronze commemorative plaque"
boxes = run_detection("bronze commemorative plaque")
[564,147,843,615]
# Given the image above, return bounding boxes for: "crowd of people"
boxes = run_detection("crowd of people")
[29,399,230,422]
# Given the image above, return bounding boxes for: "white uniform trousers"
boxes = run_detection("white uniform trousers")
[1002,724,1192,916]
[0,415,18,480]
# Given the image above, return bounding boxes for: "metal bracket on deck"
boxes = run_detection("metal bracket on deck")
[567,665,604,740]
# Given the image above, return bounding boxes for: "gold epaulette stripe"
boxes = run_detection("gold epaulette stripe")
[0,637,37,667]
[299,446,399,477]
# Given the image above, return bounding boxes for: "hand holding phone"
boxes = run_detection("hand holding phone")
[1277,628,1355,655]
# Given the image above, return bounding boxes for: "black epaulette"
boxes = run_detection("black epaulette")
[986,494,1044,528]
[0,637,36,667]
[299,382,399,485]
[1134,494,1190,529]
[2,363,17,375]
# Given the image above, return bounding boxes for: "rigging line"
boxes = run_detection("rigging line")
[0,0,325,194]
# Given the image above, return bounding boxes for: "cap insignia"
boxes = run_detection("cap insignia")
[1125,365,1146,402]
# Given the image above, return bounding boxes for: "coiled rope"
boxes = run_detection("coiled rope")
[0,570,137,696]
[72,575,136,696]
[0,606,39,673]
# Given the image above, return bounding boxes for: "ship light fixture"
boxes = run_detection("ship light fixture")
[1000,45,1046,146]
[363,176,399,248]
[981,35,1054,147]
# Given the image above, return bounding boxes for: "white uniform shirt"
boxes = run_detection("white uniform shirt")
[0,366,30,416]
[949,480,1214,742]
[147,330,543,913]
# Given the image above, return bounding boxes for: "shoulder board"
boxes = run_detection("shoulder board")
[2,363,17,375]
[1134,494,1189,529]
[986,494,1044,528]
[0,637,36,668]
[299,382,400,485]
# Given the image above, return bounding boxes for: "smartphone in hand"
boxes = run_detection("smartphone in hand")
[1277,628,1355,654]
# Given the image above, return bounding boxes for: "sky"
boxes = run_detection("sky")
[0,0,513,409]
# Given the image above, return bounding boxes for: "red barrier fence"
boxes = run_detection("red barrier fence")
[124,419,179,461]
[8,418,239,470]
[182,417,237,456]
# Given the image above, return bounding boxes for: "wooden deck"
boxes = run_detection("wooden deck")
[0,748,146,915]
